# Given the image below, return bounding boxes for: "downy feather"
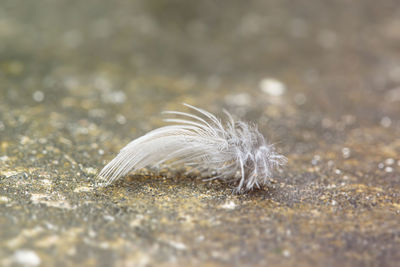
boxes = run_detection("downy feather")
[98,104,286,193]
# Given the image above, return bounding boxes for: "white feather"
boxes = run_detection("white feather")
[98,103,286,193]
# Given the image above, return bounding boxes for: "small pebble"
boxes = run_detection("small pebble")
[259,78,286,96]
[311,155,321,165]
[220,201,237,210]
[0,196,10,203]
[385,167,393,173]
[32,91,45,102]
[104,215,115,222]
[282,249,291,257]
[168,241,187,251]
[84,167,97,175]
[380,117,391,128]
[342,147,351,159]
[74,186,91,193]
[385,158,395,165]
[116,114,127,124]
[12,250,41,267]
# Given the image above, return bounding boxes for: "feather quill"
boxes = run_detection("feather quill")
[98,104,286,193]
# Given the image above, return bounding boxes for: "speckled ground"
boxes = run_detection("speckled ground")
[0,1,399,266]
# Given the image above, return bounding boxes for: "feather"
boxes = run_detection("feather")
[98,103,286,193]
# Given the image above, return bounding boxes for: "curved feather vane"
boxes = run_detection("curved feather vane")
[98,103,286,193]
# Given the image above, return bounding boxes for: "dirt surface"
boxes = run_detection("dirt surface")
[0,1,399,266]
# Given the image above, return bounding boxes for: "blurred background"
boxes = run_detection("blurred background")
[1,0,399,125]
[1,0,399,152]
[0,1,399,266]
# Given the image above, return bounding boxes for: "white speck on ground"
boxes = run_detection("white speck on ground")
[0,196,10,203]
[104,215,115,222]
[12,250,41,267]
[73,186,91,193]
[116,114,127,124]
[84,167,97,175]
[32,91,45,102]
[385,167,393,173]
[220,201,237,210]
[259,78,287,96]
[283,249,291,257]
[385,158,395,165]
[1,171,20,178]
[380,116,391,128]
[30,193,74,209]
[342,147,351,159]
[168,241,187,251]
[39,179,52,186]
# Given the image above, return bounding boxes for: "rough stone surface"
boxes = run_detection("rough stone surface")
[0,1,399,266]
